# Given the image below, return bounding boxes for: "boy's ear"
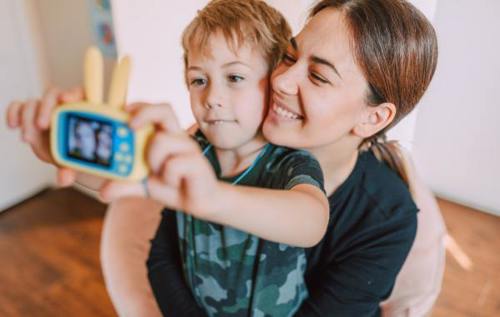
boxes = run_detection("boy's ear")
[352,102,396,138]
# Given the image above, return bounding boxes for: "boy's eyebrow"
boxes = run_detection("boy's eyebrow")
[187,61,251,71]
[290,37,298,50]
[187,65,203,71]
[222,61,251,69]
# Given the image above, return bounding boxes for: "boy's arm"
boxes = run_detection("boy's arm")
[206,183,329,248]
[147,210,207,317]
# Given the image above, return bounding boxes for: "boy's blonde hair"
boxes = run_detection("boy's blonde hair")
[182,0,291,72]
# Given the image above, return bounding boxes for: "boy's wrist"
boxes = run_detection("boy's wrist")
[197,181,230,223]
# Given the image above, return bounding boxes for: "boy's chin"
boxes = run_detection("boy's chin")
[208,138,246,151]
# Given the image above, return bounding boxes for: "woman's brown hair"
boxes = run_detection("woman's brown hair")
[311,0,438,186]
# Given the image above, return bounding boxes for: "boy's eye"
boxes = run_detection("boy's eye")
[190,78,207,86]
[282,53,296,65]
[228,75,244,83]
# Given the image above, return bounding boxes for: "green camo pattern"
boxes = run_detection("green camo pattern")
[176,213,308,317]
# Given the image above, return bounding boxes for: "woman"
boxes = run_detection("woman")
[6,0,445,316]
[143,1,442,316]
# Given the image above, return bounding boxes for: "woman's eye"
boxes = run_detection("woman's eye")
[190,78,206,86]
[228,75,244,83]
[282,53,296,66]
[310,72,330,85]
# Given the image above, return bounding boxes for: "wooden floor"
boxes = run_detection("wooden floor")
[0,188,498,316]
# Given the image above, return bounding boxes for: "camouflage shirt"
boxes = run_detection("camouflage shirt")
[176,132,325,317]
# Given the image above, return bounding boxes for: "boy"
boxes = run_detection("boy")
[115,1,330,316]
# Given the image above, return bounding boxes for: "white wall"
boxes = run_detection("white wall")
[36,0,115,89]
[0,0,53,210]
[413,0,500,215]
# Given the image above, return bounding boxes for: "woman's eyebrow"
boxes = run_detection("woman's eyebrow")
[311,56,342,79]
[290,37,342,79]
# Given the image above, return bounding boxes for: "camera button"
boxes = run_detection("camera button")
[120,142,130,152]
[124,155,133,164]
[117,127,129,137]
[118,164,128,174]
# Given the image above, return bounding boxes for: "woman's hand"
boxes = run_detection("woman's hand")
[101,103,222,218]
[5,87,83,186]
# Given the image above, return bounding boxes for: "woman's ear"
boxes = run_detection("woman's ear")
[353,102,396,138]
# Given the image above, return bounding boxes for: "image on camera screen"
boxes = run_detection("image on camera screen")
[67,115,114,167]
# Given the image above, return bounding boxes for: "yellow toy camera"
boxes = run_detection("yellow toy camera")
[51,47,152,181]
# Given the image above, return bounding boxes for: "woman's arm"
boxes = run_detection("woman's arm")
[147,210,207,317]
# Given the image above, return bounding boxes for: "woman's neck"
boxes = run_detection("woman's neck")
[308,137,360,196]
[214,133,268,177]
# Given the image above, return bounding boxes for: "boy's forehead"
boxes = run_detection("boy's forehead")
[186,30,267,66]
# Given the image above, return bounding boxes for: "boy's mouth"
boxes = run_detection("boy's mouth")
[206,119,237,125]
[271,100,303,120]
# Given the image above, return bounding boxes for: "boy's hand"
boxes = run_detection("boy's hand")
[101,103,222,217]
[5,87,83,186]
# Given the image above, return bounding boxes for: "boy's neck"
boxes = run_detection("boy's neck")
[215,133,268,178]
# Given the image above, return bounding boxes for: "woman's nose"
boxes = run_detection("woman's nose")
[271,65,299,96]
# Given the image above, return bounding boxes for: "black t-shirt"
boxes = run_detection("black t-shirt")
[295,150,418,316]
[147,150,418,317]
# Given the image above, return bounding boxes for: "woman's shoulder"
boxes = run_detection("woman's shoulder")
[333,150,418,221]
[362,150,417,216]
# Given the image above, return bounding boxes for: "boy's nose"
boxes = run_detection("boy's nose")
[206,101,222,109]
[205,84,223,109]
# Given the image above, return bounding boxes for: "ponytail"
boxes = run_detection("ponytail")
[360,133,410,187]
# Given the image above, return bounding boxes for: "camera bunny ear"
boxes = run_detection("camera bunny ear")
[108,55,131,109]
[84,46,104,104]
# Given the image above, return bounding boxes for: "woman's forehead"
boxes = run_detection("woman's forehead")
[296,11,358,76]
[298,9,350,55]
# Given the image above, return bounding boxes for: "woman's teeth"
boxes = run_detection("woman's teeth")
[273,104,301,120]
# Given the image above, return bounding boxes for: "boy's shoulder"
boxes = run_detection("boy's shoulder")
[259,143,324,191]
[265,143,320,169]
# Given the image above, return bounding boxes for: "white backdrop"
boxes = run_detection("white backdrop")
[0,1,53,210]
[413,0,500,215]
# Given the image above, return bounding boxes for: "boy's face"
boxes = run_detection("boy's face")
[186,31,270,150]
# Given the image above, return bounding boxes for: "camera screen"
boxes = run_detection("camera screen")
[66,115,114,167]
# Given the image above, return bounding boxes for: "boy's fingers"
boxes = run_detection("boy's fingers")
[130,103,181,133]
[100,180,145,202]
[58,87,85,104]
[161,154,208,189]
[38,87,61,129]
[56,168,77,187]
[148,132,200,173]
[160,154,201,186]
[6,101,23,128]
[147,176,180,207]
[21,100,38,143]
[124,101,147,112]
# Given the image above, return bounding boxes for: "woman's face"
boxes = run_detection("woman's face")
[263,8,370,150]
